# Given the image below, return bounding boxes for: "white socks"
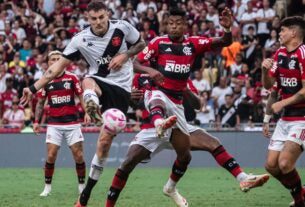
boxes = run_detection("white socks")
[83,89,99,105]
[165,178,177,190]
[89,154,106,180]
[236,172,249,182]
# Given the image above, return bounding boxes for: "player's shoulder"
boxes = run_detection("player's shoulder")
[274,46,286,55]
[150,35,169,44]
[111,19,133,29]
[296,44,305,59]
[71,27,91,39]
[64,71,79,80]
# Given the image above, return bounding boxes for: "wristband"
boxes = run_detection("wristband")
[263,114,271,123]
[29,84,38,94]
[223,27,232,33]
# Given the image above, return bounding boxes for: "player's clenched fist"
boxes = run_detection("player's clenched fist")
[262,58,274,71]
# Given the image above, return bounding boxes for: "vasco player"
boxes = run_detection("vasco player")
[261,16,305,207]
[20,1,146,206]
[105,73,270,207]
[34,51,90,197]
[131,7,234,206]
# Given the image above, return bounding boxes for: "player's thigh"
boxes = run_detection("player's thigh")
[189,128,220,151]
[46,125,64,147]
[278,141,303,170]
[265,150,281,169]
[82,77,102,96]
[46,143,60,160]
[170,128,191,155]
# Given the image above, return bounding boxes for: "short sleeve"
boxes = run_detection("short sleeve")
[121,20,141,45]
[192,37,213,54]
[137,37,159,62]
[63,37,82,61]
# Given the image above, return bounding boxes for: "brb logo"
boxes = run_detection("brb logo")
[51,95,71,104]
[164,61,190,73]
[280,77,298,87]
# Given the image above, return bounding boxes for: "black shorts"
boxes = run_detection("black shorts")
[91,77,130,114]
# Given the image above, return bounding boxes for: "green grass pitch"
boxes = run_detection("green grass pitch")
[0,167,300,207]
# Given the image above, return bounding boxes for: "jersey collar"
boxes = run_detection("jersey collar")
[90,21,110,38]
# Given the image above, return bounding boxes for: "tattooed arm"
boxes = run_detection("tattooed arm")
[126,39,146,58]
[33,97,46,135]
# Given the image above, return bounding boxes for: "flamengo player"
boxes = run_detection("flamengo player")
[20,1,145,206]
[34,51,90,196]
[105,73,270,206]
[262,16,305,207]
[115,7,234,206]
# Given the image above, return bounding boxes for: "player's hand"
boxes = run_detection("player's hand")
[108,53,129,70]
[84,113,91,125]
[262,58,274,71]
[20,87,33,107]
[131,87,144,100]
[219,7,233,29]
[33,123,40,135]
[148,70,164,84]
[262,122,271,138]
[271,101,284,114]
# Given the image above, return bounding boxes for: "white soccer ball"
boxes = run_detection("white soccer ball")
[102,108,127,135]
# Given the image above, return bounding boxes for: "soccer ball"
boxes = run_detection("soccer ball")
[102,108,127,135]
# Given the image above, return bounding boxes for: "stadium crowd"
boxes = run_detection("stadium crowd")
[0,0,303,131]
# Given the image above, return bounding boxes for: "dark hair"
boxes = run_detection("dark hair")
[87,1,107,12]
[169,8,186,17]
[280,16,305,37]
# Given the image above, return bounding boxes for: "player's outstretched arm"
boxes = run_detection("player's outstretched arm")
[211,7,233,49]
[262,90,278,138]
[272,81,305,113]
[133,59,164,84]
[21,57,71,106]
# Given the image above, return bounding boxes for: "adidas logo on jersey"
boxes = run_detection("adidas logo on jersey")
[49,85,54,90]
[165,48,172,52]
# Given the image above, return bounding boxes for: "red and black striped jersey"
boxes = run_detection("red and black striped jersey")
[38,71,83,124]
[269,44,305,120]
[137,35,212,104]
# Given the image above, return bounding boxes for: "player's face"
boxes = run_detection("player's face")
[167,16,186,39]
[48,54,61,66]
[88,9,109,36]
[279,26,293,46]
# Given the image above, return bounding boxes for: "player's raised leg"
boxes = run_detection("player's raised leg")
[82,78,103,125]
[40,143,59,197]
[189,128,269,192]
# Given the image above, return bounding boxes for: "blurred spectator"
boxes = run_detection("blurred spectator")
[263,29,279,58]
[122,7,139,27]
[157,3,169,23]
[136,0,157,14]
[146,7,159,35]
[211,76,233,108]
[241,26,258,69]
[12,20,26,44]
[256,0,275,47]
[217,94,240,129]
[240,2,256,36]
[232,0,247,26]
[19,39,32,62]
[0,77,18,118]
[0,64,11,93]
[206,5,220,29]
[2,96,25,129]
[192,70,211,94]
[140,20,156,43]
[196,90,216,124]
[8,52,26,75]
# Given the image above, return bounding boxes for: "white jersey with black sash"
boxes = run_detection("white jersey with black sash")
[63,20,141,93]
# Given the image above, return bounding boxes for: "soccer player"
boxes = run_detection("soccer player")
[34,51,89,196]
[105,73,270,207]
[33,51,90,196]
[20,1,146,206]
[126,7,234,206]
[261,16,305,207]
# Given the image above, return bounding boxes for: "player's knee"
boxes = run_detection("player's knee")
[47,152,57,163]
[278,159,293,174]
[178,152,192,165]
[97,138,112,157]
[120,156,138,174]
[82,78,93,88]
[74,150,84,163]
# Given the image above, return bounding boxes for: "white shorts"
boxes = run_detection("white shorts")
[144,90,189,135]
[269,119,305,151]
[130,124,203,160]
[46,124,84,147]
